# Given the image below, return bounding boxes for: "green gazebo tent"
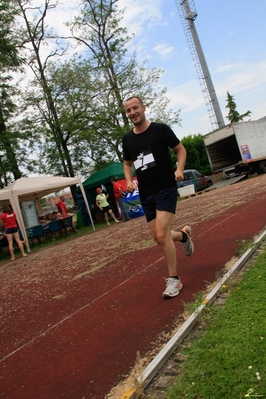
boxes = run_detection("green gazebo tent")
[82,162,127,190]
[82,162,137,222]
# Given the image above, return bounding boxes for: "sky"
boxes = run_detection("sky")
[116,0,266,139]
[24,0,266,141]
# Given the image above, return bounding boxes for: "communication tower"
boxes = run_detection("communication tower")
[176,0,225,130]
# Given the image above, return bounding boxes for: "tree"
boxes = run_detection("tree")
[14,0,80,179]
[225,91,251,123]
[181,134,211,175]
[67,0,181,165]
[0,1,24,185]
[40,57,99,176]
[9,0,181,180]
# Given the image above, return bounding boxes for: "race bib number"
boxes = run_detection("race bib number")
[134,150,156,171]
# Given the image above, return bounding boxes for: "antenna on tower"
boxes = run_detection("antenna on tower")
[176,0,225,130]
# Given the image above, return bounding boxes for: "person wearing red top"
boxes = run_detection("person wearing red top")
[111,177,130,222]
[0,204,27,261]
[57,195,68,217]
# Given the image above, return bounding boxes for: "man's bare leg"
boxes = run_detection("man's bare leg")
[148,210,177,276]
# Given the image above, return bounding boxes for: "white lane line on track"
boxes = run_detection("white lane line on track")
[196,203,252,238]
[133,229,266,394]
[0,257,164,364]
[1,205,259,365]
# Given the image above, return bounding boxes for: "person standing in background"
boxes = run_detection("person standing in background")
[57,195,68,218]
[0,204,27,261]
[95,187,120,226]
[111,177,130,222]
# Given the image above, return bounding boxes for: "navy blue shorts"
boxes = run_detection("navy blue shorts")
[101,205,111,213]
[6,227,19,234]
[141,186,178,223]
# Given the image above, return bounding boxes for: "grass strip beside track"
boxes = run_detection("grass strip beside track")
[164,240,266,399]
[120,233,266,399]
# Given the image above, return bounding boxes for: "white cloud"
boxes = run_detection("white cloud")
[153,43,175,59]
[252,102,266,120]
[164,56,266,138]
[118,0,163,37]
[217,63,236,73]
[166,80,205,113]
[14,0,266,141]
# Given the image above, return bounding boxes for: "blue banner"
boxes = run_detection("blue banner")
[124,188,140,203]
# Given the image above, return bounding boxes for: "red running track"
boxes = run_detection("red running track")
[0,175,266,398]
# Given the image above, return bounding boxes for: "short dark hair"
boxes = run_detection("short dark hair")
[110,177,117,182]
[124,96,144,105]
[2,204,12,214]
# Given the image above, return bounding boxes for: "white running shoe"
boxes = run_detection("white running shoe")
[162,277,183,298]
[181,225,194,256]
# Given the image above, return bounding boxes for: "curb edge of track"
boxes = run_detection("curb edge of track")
[120,229,266,399]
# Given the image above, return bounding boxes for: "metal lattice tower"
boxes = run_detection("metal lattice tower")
[176,0,225,130]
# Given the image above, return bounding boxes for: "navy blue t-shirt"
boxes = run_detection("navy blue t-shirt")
[122,122,180,199]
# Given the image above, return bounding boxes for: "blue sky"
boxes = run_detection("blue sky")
[118,0,266,139]
[29,0,266,141]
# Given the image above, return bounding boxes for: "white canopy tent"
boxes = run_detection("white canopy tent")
[0,176,95,252]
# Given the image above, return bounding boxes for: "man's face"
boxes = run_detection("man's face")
[125,98,146,126]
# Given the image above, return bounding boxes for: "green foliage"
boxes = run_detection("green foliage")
[66,0,181,169]
[235,239,254,256]
[0,0,24,184]
[181,134,212,175]
[0,2,21,70]
[184,291,205,314]
[166,247,266,399]
[15,0,181,178]
[226,91,251,123]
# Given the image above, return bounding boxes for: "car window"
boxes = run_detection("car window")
[184,171,194,181]
[194,171,202,178]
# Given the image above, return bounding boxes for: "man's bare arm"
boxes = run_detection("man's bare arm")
[123,160,136,193]
[174,143,187,182]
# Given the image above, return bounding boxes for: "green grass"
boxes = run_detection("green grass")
[235,239,254,256]
[165,244,266,399]
[183,291,205,314]
[2,221,265,398]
